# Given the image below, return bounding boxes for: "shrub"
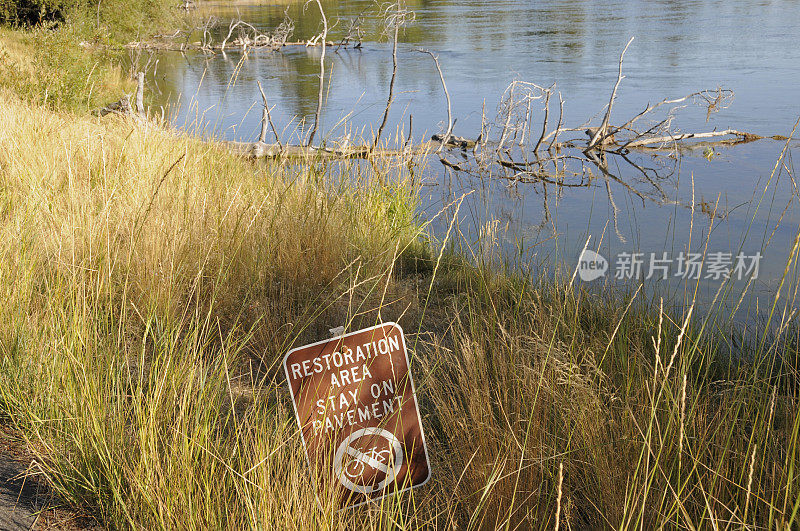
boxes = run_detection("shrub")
[0,0,68,26]
[1,0,176,42]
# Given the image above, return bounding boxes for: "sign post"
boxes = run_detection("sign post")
[283,322,430,508]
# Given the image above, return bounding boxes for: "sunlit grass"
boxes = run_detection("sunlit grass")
[0,91,427,527]
[0,26,131,112]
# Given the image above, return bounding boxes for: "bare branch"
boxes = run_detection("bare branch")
[221,18,241,51]
[588,36,634,149]
[375,2,414,148]
[615,89,734,135]
[417,49,452,154]
[256,81,282,149]
[548,91,564,151]
[335,12,365,51]
[533,87,552,153]
[306,0,328,146]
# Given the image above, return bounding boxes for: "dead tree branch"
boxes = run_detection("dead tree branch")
[135,72,145,117]
[271,9,295,47]
[257,81,282,148]
[221,19,242,51]
[200,16,219,51]
[588,36,634,149]
[374,2,414,148]
[533,86,553,153]
[549,92,564,151]
[494,81,549,152]
[616,89,733,135]
[335,12,365,50]
[418,49,452,153]
[306,0,328,146]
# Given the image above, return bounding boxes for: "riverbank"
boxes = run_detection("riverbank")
[1,29,799,529]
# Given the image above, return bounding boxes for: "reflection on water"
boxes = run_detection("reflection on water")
[144,0,800,320]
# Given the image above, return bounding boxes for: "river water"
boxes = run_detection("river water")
[148,0,800,321]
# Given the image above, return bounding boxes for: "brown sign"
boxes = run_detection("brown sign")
[283,322,430,507]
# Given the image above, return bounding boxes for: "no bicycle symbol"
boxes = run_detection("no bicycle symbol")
[334,427,403,495]
[283,322,430,508]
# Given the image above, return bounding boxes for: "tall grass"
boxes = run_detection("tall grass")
[0,92,427,527]
[0,45,799,530]
[0,26,132,112]
[417,261,800,528]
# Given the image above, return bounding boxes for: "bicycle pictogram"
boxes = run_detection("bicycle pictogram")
[334,427,403,495]
[342,445,394,479]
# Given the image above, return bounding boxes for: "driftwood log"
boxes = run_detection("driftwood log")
[223,140,436,160]
[622,129,763,149]
[124,39,337,51]
[95,96,133,117]
[94,71,146,117]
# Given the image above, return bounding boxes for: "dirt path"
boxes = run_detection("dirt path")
[0,426,101,530]
[0,454,37,529]
[0,427,40,530]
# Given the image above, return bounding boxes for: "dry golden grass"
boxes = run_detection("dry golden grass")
[0,91,428,528]
[0,28,32,67]
[0,26,132,111]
